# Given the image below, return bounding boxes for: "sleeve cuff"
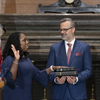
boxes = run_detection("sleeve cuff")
[54,78,60,84]
[73,77,78,85]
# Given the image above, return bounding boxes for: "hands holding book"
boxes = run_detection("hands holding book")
[54,67,78,84]
[55,76,77,84]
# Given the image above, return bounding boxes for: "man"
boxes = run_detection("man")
[46,18,92,100]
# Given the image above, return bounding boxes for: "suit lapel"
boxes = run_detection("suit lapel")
[69,39,80,65]
[59,40,67,65]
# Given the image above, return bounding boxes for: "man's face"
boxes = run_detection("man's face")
[60,21,75,42]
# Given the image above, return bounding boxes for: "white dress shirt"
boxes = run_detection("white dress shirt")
[65,38,75,55]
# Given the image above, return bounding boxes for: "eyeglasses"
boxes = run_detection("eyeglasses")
[59,27,73,32]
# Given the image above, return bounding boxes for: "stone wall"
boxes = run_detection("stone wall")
[0,14,100,100]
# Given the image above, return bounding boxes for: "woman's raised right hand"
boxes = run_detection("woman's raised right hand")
[11,44,20,61]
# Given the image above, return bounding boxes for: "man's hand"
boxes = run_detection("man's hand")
[56,76,67,84]
[66,76,76,84]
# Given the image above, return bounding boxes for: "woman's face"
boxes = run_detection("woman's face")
[20,33,29,52]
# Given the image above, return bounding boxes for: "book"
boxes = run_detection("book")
[54,71,78,76]
[55,67,76,72]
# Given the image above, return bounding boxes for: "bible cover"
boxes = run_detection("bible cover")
[55,67,76,72]
[54,71,78,76]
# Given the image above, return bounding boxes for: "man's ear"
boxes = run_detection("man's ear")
[72,27,75,33]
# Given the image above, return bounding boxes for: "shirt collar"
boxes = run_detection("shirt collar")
[65,38,75,45]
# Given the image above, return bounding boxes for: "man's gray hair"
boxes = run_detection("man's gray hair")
[60,18,76,27]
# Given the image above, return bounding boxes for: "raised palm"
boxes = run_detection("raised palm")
[11,44,20,60]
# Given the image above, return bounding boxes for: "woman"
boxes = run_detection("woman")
[0,32,59,100]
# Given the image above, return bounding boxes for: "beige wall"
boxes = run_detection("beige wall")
[1,0,100,14]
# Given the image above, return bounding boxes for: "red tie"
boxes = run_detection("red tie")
[67,43,72,65]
